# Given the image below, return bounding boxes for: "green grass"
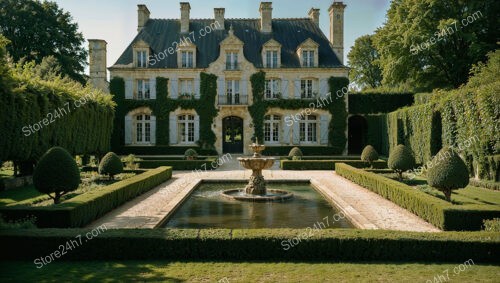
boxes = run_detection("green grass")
[0,261,498,282]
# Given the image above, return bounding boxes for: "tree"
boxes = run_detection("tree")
[347,35,383,89]
[0,0,87,84]
[427,147,469,202]
[361,145,379,168]
[374,0,498,91]
[288,147,303,159]
[388,144,416,180]
[33,147,80,204]
[98,152,123,180]
[184,148,198,160]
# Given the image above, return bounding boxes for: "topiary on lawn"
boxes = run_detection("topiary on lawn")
[99,152,123,180]
[288,147,303,158]
[388,144,416,180]
[33,147,80,204]
[361,145,379,168]
[184,148,198,160]
[427,147,469,202]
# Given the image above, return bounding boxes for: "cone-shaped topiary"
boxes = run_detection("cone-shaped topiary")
[361,145,379,168]
[33,147,80,204]
[388,144,416,180]
[98,152,123,180]
[288,147,303,158]
[427,147,469,202]
[184,148,198,160]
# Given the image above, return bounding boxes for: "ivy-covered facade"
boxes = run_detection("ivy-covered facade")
[93,2,350,155]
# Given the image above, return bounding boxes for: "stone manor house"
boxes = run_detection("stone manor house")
[89,2,348,155]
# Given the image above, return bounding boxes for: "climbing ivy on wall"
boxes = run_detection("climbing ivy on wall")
[195,72,218,149]
[248,71,266,142]
[328,77,349,152]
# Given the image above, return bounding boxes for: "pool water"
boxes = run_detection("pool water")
[162,182,354,229]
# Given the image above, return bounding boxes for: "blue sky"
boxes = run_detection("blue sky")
[53,0,391,72]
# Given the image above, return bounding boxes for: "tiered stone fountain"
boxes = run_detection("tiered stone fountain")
[222,140,293,202]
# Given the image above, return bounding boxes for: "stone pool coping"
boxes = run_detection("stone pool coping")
[87,169,440,232]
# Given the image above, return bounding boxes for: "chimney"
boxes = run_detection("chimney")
[328,1,346,64]
[137,4,150,32]
[88,39,108,92]
[180,2,191,33]
[214,8,225,30]
[259,2,272,33]
[308,8,320,26]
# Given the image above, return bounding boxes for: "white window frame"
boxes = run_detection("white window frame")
[226,80,240,104]
[226,52,238,70]
[265,79,281,99]
[301,79,315,98]
[137,79,150,100]
[300,115,317,143]
[264,115,281,143]
[266,50,278,68]
[136,114,151,144]
[181,51,194,68]
[179,79,194,97]
[136,50,148,68]
[178,114,195,144]
[302,50,314,67]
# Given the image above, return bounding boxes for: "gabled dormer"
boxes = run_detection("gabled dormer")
[177,41,197,68]
[219,26,244,71]
[262,39,281,68]
[133,40,151,68]
[297,38,319,68]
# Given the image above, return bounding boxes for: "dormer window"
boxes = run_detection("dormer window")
[136,50,148,68]
[181,51,194,68]
[226,52,238,70]
[302,50,314,67]
[297,38,319,68]
[177,41,196,68]
[266,51,278,68]
[262,39,282,68]
[133,40,151,68]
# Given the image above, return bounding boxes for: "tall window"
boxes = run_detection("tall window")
[181,51,194,68]
[178,114,195,143]
[136,51,147,68]
[136,114,151,143]
[226,80,240,104]
[301,79,314,98]
[300,115,317,143]
[266,51,278,68]
[179,79,194,96]
[226,52,238,70]
[137,79,150,99]
[265,79,281,99]
[264,115,280,143]
[302,50,314,67]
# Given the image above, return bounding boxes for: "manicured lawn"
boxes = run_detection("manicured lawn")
[0,261,498,282]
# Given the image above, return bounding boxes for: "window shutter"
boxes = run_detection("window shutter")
[319,78,328,98]
[125,78,133,99]
[218,77,225,101]
[194,115,200,142]
[294,79,301,99]
[320,115,329,145]
[281,79,288,99]
[170,78,178,99]
[194,77,200,99]
[169,113,177,144]
[282,121,291,144]
[150,116,156,144]
[292,121,300,144]
[241,79,247,97]
[150,77,156,99]
[124,116,132,144]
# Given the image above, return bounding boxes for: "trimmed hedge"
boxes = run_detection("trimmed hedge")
[280,156,361,161]
[0,228,498,262]
[281,160,387,170]
[0,167,172,228]
[348,92,414,114]
[117,146,218,156]
[336,163,500,231]
[136,158,218,170]
[263,146,343,156]
[469,179,500,191]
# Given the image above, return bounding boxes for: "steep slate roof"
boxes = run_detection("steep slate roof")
[113,18,343,68]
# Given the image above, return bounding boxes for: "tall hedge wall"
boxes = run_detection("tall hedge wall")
[348,92,414,114]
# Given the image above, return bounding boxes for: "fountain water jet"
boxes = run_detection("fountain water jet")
[221,139,293,202]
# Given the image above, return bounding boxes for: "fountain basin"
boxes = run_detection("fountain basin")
[237,157,275,170]
[222,188,293,202]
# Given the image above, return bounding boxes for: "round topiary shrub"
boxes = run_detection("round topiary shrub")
[98,152,123,180]
[427,147,469,202]
[33,147,80,204]
[361,145,379,168]
[184,148,198,160]
[388,144,416,180]
[288,147,303,158]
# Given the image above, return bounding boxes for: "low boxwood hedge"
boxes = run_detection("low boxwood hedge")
[281,160,387,170]
[136,158,219,170]
[469,179,500,191]
[335,163,500,231]
[117,146,218,156]
[0,228,498,262]
[263,146,343,156]
[0,167,172,228]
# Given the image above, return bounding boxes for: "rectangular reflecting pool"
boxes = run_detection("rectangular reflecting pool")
[161,182,354,229]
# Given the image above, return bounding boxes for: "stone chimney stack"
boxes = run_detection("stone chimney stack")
[88,39,108,92]
[137,4,150,32]
[259,2,273,33]
[214,8,225,30]
[180,2,191,33]
[308,8,320,27]
[329,1,346,64]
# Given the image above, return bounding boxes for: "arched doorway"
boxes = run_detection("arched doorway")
[222,116,243,153]
[348,115,367,154]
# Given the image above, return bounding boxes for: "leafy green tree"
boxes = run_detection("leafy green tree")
[361,145,379,168]
[0,0,87,84]
[347,35,382,89]
[99,152,123,180]
[374,0,498,91]
[388,144,416,180]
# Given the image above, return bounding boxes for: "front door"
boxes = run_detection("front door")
[222,116,243,153]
